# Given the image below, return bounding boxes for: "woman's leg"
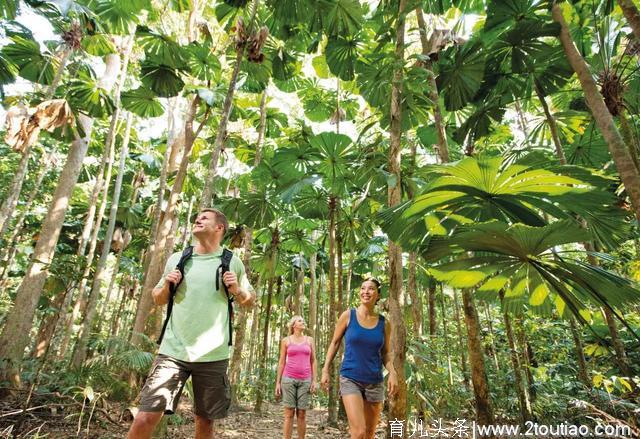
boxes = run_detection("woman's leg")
[342,394,367,439]
[363,401,383,439]
[283,407,295,439]
[295,409,306,439]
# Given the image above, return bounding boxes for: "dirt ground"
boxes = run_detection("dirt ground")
[1,398,385,438]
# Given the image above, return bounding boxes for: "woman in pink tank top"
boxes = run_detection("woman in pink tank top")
[275,316,317,439]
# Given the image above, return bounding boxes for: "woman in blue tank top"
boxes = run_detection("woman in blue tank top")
[320,278,398,439]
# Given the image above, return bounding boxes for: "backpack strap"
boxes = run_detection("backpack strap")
[157,246,194,345]
[215,248,235,346]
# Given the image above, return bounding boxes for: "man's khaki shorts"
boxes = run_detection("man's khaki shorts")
[138,354,230,420]
[281,376,311,410]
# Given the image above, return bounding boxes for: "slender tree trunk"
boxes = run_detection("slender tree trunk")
[428,284,437,337]
[407,252,422,336]
[484,303,500,371]
[0,54,120,388]
[617,0,640,41]
[110,276,129,340]
[254,240,278,413]
[0,142,34,239]
[229,90,267,399]
[553,3,640,221]
[501,295,531,423]
[453,290,470,388]
[387,0,408,429]
[199,45,245,208]
[415,7,450,163]
[440,294,453,385]
[131,97,205,347]
[582,245,633,376]
[58,128,116,359]
[513,99,532,149]
[461,289,494,425]
[603,307,632,376]
[246,286,262,377]
[179,196,195,249]
[294,252,304,316]
[326,195,338,425]
[535,82,567,164]
[32,290,67,359]
[72,113,133,367]
[309,251,318,344]
[515,319,537,402]
[569,317,591,388]
[99,242,126,326]
[619,109,640,171]
[45,47,72,100]
[0,161,47,286]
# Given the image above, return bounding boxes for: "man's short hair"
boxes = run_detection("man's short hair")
[198,208,228,234]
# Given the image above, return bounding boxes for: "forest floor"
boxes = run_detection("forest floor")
[1,395,369,438]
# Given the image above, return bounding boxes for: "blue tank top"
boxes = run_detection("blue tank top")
[340,308,385,384]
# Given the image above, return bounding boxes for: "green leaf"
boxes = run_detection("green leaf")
[267,0,313,26]
[238,58,271,92]
[437,39,485,111]
[187,42,221,81]
[0,51,18,86]
[94,1,140,34]
[2,36,56,85]
[137,26,188,69]
[270,46,301,81]
[321,0,364,36]
[68,77,115,117]
[121,87,165,117]
[140,61,185,97]
[325,35,360,81]
[81,34,117,56]
[1,0,19,20]
[312,55,330,79]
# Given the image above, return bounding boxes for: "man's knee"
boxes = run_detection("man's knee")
[295,409,306,420]
[128,411,163,437]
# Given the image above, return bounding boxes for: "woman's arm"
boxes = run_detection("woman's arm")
[275,337,288,397]
[309,337,317,393]
[320,310,350,391]
[382,319,398,397]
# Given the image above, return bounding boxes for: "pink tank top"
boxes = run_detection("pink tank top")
[283,336,312,380]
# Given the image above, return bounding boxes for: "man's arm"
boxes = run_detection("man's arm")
[152,269,182,306]
[222,271,255,307]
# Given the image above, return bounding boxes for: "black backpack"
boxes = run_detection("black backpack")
[156,246,235,346]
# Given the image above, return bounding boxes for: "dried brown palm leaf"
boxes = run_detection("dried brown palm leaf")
[4,99,74,152]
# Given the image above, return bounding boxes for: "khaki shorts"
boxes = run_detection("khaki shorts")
[281,376,311,410]
[339,375,384,403]
[138,354,230,420]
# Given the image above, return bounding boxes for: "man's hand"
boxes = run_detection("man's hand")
[222,271,239,295]
[166,269,182,286]
[310,381,317,394]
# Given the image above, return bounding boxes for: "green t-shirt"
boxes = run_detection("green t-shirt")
[155,248,253,362]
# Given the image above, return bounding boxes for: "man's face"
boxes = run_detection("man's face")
[192,211,221,237]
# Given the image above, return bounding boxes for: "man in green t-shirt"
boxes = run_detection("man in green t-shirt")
[128,208,255,439]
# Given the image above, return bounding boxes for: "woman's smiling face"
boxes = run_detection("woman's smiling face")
[359,280,379,305]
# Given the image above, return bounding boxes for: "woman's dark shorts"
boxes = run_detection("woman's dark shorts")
[137,354,230,420]
[339,375,384,403]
